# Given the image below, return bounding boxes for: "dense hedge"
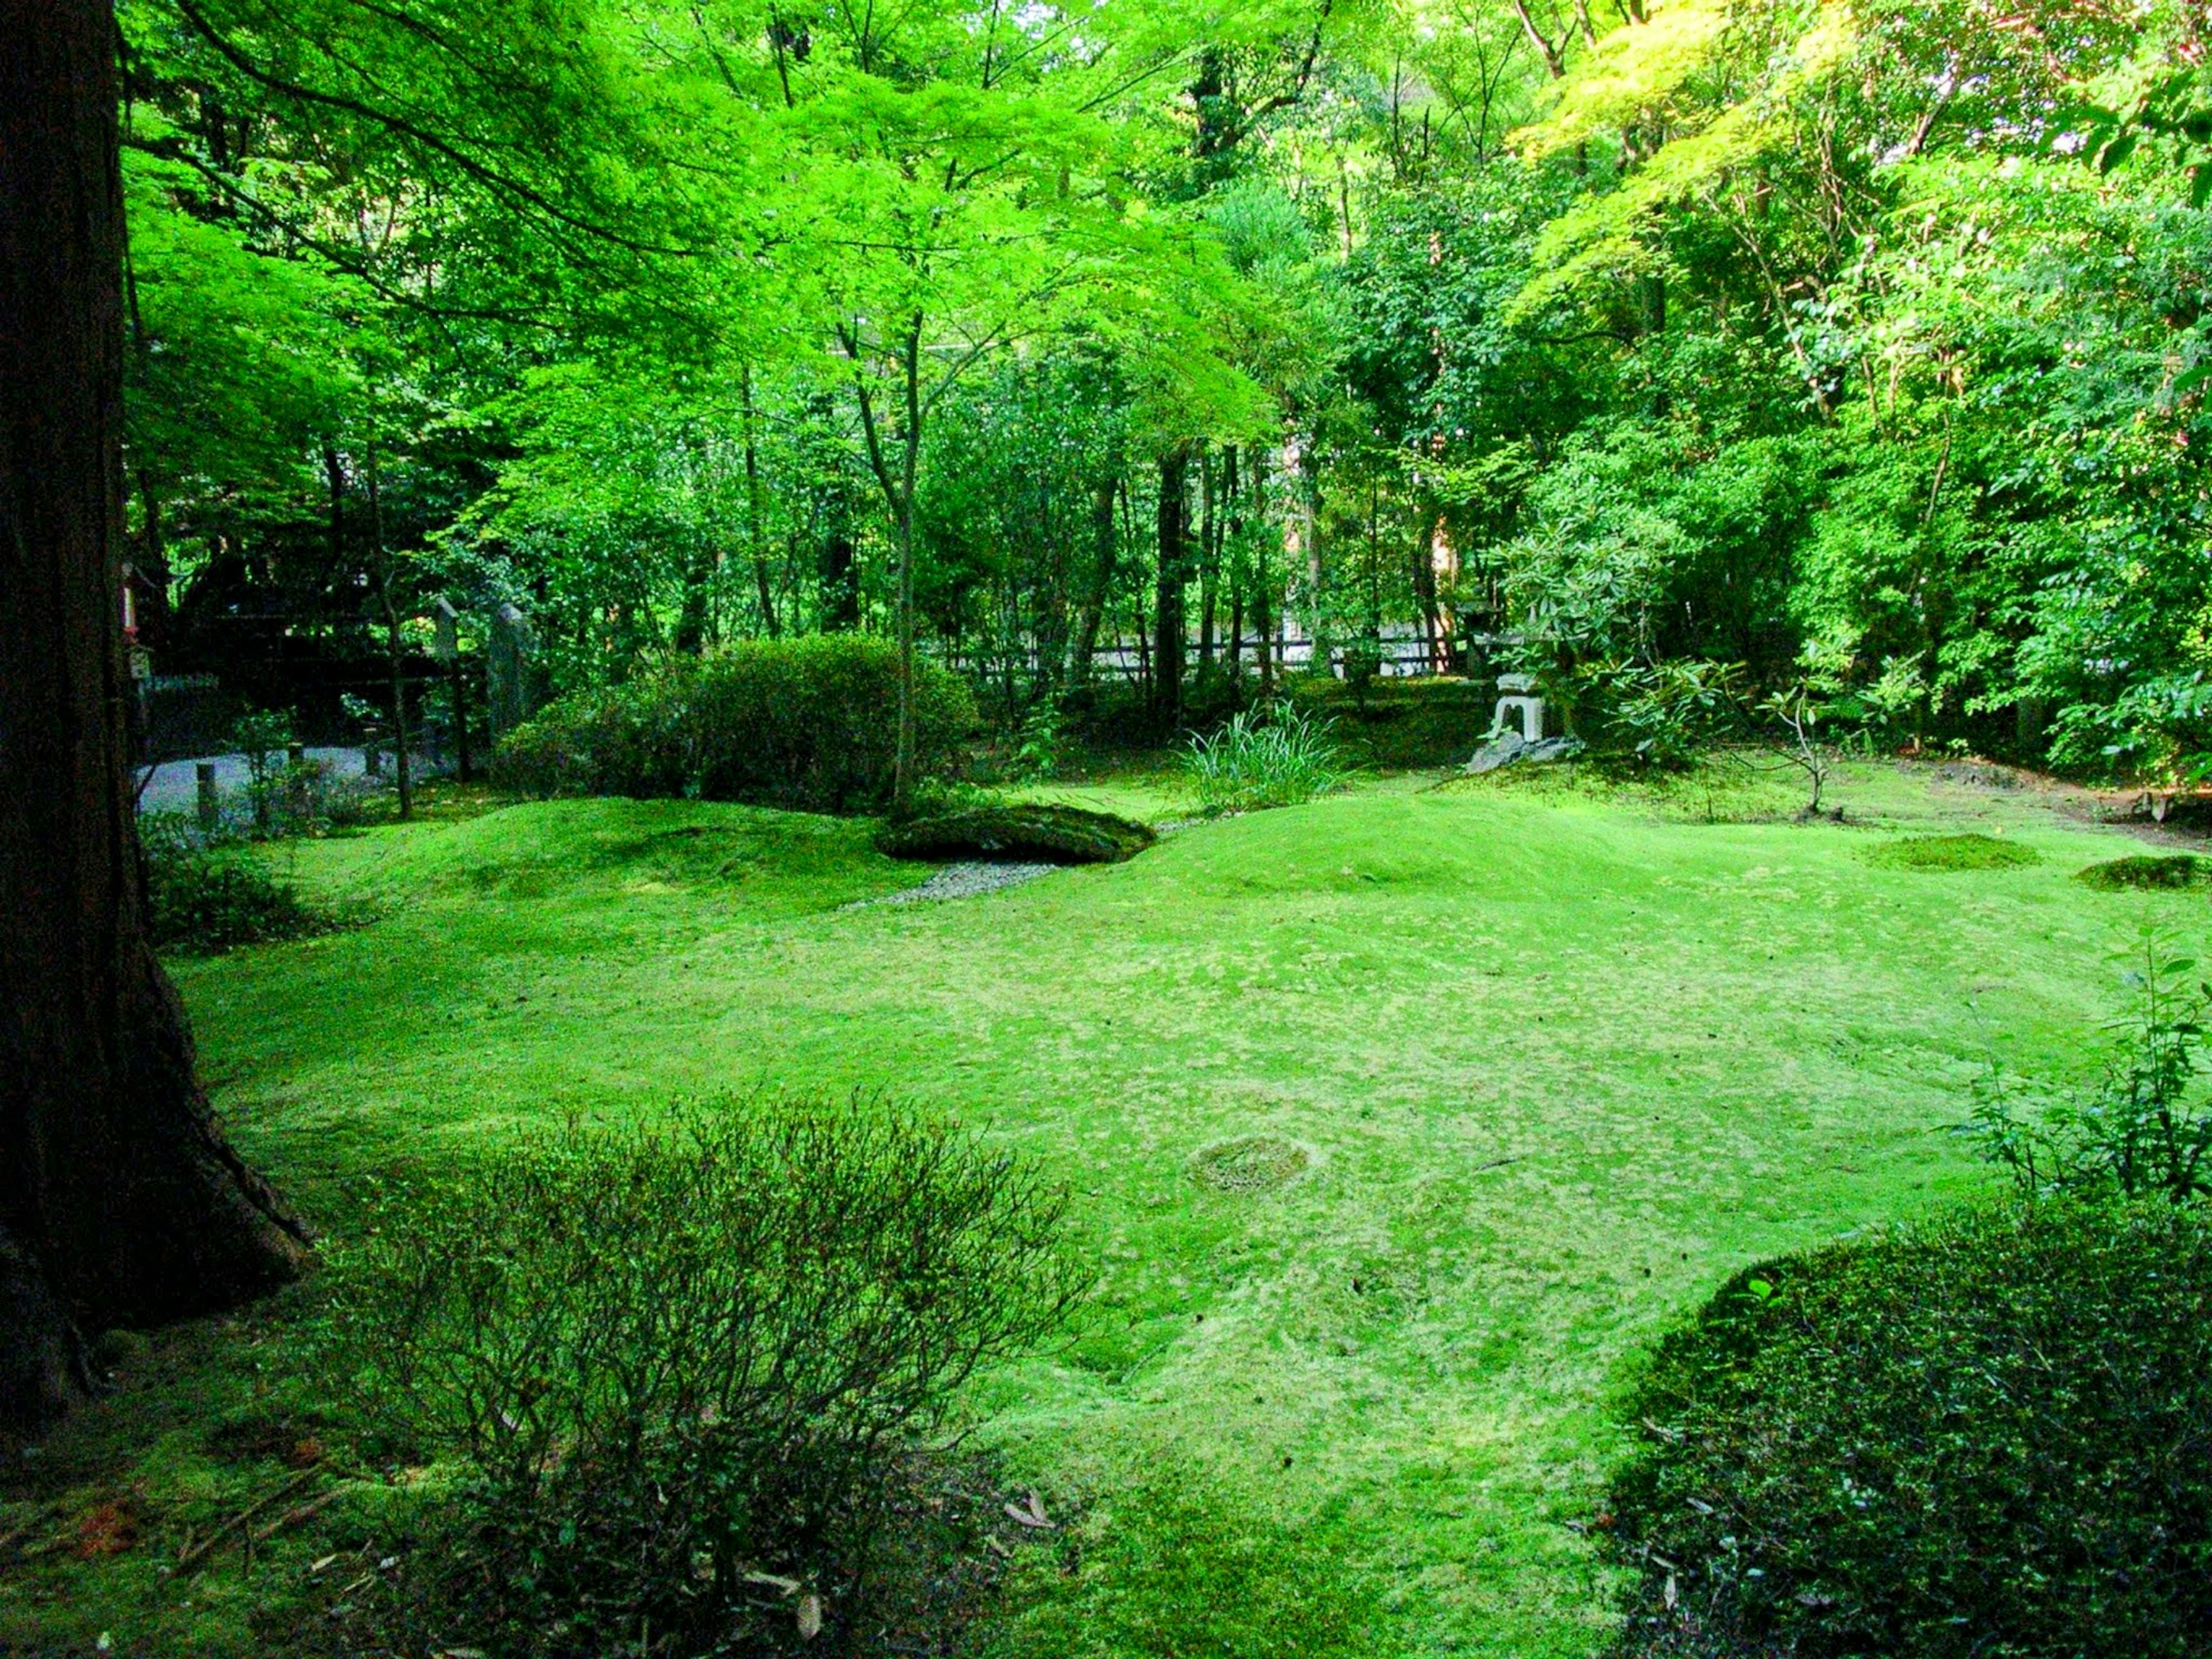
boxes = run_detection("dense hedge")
[1609,1200,2212,1658]
[494,637,975,814]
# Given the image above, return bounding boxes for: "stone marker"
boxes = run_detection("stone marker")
[487,601,544,738]
[195,762,219,835]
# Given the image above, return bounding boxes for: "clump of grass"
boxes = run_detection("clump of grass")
[1190,1136,1309,1194]
[2077,853,2207,891]
[1184,706,1343,813]
[1865,832,2040,872]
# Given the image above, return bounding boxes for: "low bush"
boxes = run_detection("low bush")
[142,818,328,953]
[878,803,1156,865]
[1184,705,1343,812]
[316,1099,1081,1659]
[1606,1199,2212,1659]
[2078,853,2206,889]
[1863,831,2039,871]
[494,637,975,814]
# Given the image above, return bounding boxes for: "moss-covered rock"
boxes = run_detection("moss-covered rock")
[877,804,1156,865]
[2077,853,2207,890]
[1865,832,2040,872]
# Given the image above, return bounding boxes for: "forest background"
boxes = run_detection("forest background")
[118,0,2212,785]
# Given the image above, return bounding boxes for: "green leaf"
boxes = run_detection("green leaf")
[2099,131,2140,175]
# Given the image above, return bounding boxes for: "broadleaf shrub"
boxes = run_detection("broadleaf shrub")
[1607,1199,2212,1658]
[494,637,975,813]
[317,1098,1081,1658]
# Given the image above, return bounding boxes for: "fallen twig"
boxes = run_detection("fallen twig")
[176,1466,322,1572]
[249,1486,346,1547]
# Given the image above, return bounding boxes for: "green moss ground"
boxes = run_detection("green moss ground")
[7,762,2202,1656]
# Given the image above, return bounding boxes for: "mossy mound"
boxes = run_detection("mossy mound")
[2077,853,2208,890]
[877,803,1156,865]
[1190,1136,1309,1194]
[1865,832,2041,872]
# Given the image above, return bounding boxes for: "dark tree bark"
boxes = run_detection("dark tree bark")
[1151,446,1192,731]
[0,0,307,1430]
[1063,469,1118,701]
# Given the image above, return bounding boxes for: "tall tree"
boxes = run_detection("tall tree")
[0,0,306,1428]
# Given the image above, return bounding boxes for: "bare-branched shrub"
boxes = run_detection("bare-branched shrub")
[319,1098,1082,1657]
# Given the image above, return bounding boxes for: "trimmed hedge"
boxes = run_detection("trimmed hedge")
[494,637,975,815]
[878,804,1156,865]
[1607,1199,2212,1658]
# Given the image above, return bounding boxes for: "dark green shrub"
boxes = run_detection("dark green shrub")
[688,635,974,811]
[317,1099,1080,1658]
[494,638,974,813]
[1607,1199,2212,1658]
[490,667,698,800]
[1863,831,2040,870]
[878,803,1156,864]
[2078,853,2206,889]
[142,819,327,953]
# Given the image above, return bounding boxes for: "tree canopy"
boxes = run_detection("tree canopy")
[116,0,2212,781]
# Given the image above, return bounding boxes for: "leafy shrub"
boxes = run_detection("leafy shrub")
[141,817,327,953]
[318,1099,1081,1658]
[2078,853,2206,889]
[491,666,698,800]
[1603,660,1743,771]
[1608,1199,2212,1659]
[1863,831,2040,870]
[495,637,975,814]
[878,803,1155,865]
[1968,931,2212,1204]
[1184,705,1343,812]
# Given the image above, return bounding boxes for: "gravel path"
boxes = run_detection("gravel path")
[860,861,1060,907]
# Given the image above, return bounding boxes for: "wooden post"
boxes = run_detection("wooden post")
[195,762,218,835]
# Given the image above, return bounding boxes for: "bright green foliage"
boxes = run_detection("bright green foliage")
[1609,1199,2212,1657]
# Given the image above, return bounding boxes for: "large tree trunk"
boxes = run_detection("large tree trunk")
[0,0,308,1430]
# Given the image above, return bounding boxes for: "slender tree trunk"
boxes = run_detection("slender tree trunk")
[741,363,777,638]
[1224,445,1244,679]
[0,0,306,1429]
[367,451,411,821]
[1063,469,1117,702]
[1197,444,1218,669]
[1152,446,1192,732]
[1251,445,1275,695]
[894,319,921,809]
[1298,440,1329,678]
